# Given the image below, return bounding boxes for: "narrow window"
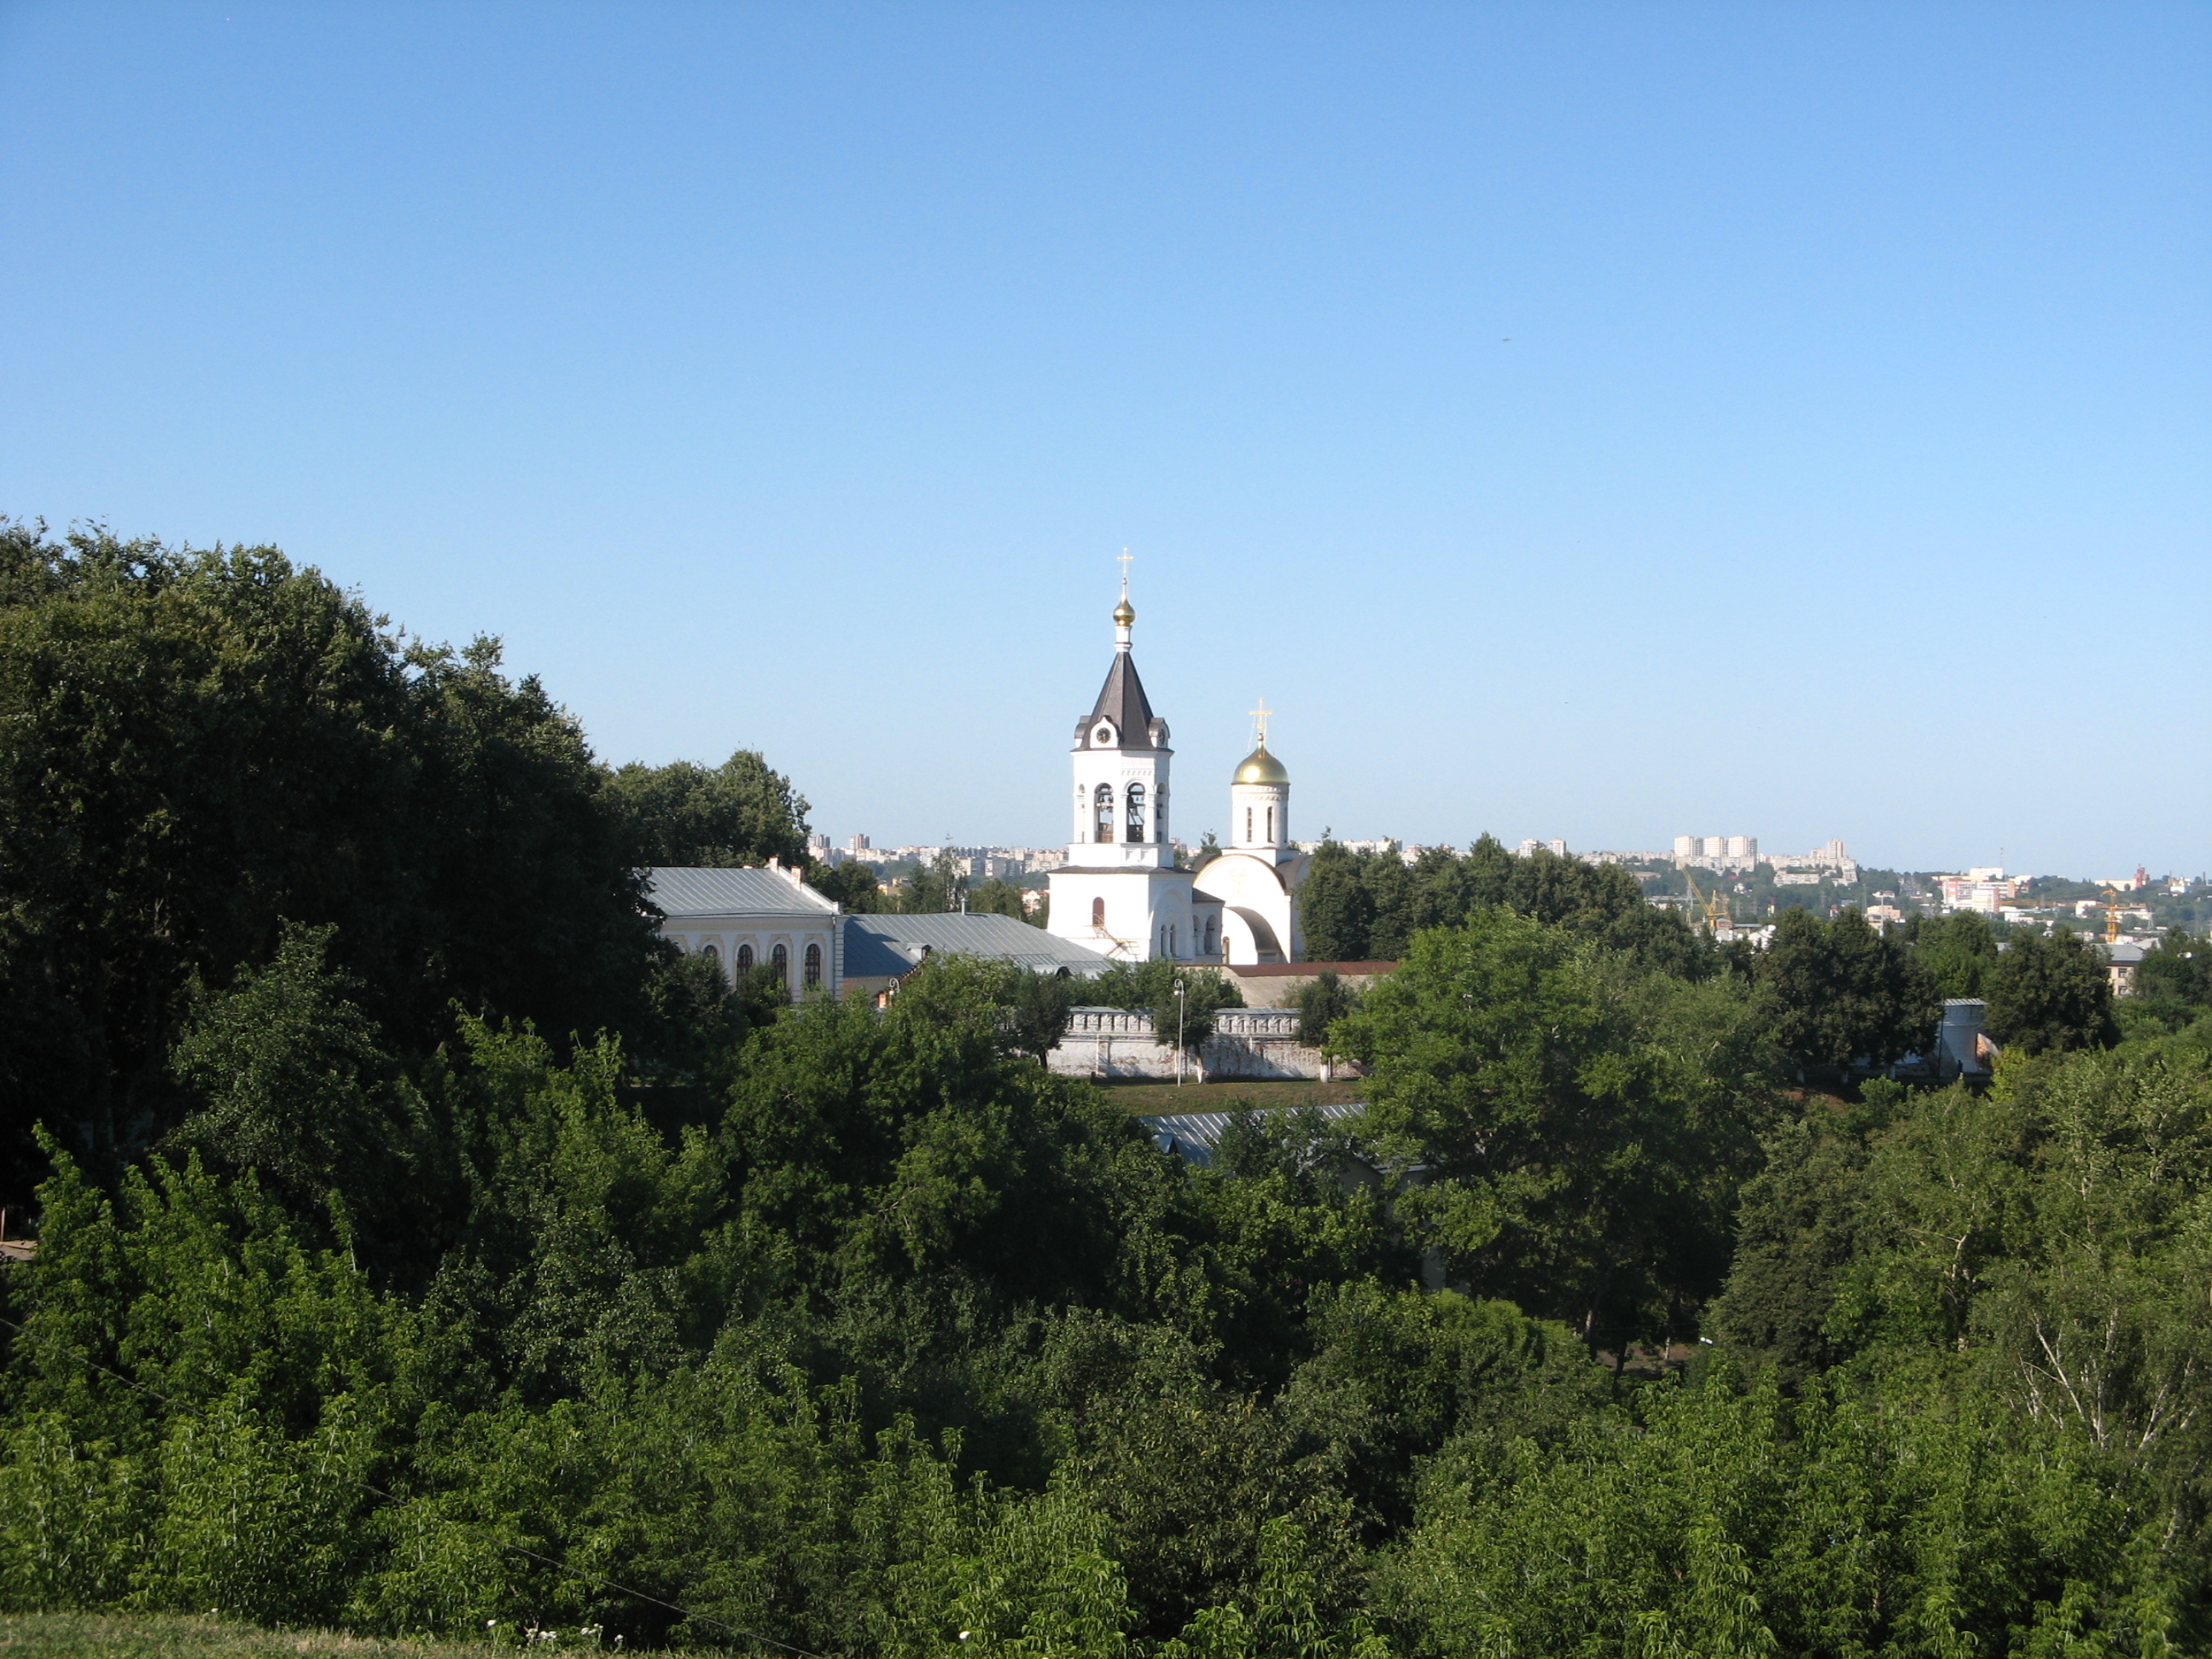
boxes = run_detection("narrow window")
[1126,782,1146,842]
[1266,806,1274,843]
[736,942,754,975]
[1095,783,1115,843]
[1091,897,1105,928]
[1244,807,1253,842]
[701,943,723,984]
[804,941,823,988]
[771,942,789,988]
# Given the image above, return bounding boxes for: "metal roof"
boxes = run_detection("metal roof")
[844,912,1115,980]
[1138,1100,1366,1167]
[1077,651,1162,749]
[643,865,841,918]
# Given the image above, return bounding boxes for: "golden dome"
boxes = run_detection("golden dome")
[1233,744,1289,785]
[1113,595,1136,626]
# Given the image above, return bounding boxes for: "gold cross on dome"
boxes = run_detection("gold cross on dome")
[1116,549,1134,588]
[1249,696,1270,747]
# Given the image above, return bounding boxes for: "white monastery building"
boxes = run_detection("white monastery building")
[647,864,843,994]
[1046,581,1307,966]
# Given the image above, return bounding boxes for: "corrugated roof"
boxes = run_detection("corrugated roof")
[844,912,1115,980]
[643,865,840,918]
[1138,1101,1366,1168]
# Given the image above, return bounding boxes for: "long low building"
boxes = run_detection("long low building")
[644,867,1390,1057]
[647,864,845,996]
[645,864,1116,1001]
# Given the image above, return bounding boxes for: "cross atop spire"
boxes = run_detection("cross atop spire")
[1249,696,1271,748]
[1116,548,1134,587]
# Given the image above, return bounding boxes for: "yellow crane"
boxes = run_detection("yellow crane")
[2104,885,2123,945]
[1685,870,1728,934]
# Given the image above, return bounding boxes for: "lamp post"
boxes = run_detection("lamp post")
[1175,976,1187,1086]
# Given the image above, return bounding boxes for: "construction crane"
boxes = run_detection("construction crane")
[2104,885,2124,945]
[1684,870,1727,934]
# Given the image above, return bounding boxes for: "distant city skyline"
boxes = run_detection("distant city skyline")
[2,3,2203,875]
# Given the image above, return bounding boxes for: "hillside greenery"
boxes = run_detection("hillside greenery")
[3,525,2210,1656]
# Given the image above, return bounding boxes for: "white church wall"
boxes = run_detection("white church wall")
[1191,854,1302,965]
[1047,867,1199,962]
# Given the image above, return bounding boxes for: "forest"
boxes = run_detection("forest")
[3,525,2209,1656]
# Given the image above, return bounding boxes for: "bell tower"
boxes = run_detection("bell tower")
[1046,564,1200,961]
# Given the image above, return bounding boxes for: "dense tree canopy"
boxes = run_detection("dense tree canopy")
[1,525,2205,1655]
[1987,925,2120,1054]
[605,749,812,869]
[1755,905,1941,1074]
[1300,836,1710,977]
[1335,911,1774,1352]
[0,524,656,1196]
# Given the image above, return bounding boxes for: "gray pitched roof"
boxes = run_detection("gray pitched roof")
[844,912,1114,980]
[1075,652,1164,749]
[643,865,840,918]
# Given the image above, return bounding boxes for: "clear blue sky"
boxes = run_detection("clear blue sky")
[3,3,2205,876]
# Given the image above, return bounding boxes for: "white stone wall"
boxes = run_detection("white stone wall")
[1046,1006,1346,1082]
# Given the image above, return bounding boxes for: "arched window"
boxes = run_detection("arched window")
[701,942,723,983]
[1244,807,1253,843]
[1126,782,1146,842]
[1094,783,1115,843]
[804,941,823,988]
[1155,790,1167,842]
[771,941,789,988]
[1091,897,1105,928]
[1266,806,1275,843]
[736,942,754,975]
[1205,916,1219,954]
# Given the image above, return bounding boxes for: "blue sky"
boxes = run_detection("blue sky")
[3,3,2205,876]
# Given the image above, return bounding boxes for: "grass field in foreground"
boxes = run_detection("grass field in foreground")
[0,1614,656,1657]
[1090,1075,1369,1115]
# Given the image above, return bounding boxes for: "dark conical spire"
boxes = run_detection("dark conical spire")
[1080,652,1158,748]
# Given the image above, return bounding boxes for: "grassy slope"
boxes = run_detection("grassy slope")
[0,1614,649,1657]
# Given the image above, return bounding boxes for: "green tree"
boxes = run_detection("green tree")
[0,525,656,1196]
[1706,1113,1871,1386]
[603,748,810,868]
[2130,928,2212,1033]
[1335,911,1772,1348]
[1755,907,1939,1074]
[1091,960,1244,1053]
[897,848,969,914]
[969,876,1033,922]
[1298,840,1376,960]
[1986,928,2117,1055]
[164,922,455,1278]
[1291,969,1362,1050]
[1900,909,2003,998]
[806,858,882,911]
[1002,967,1080,1064]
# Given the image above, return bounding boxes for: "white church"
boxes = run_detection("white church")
[1045,581,1307,966]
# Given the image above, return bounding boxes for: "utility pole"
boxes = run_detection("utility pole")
[1175,976,1187,1086]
